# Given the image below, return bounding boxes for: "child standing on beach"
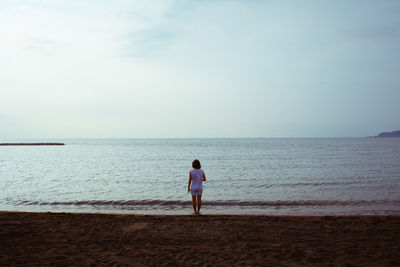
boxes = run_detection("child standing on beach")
[188,159,206,215]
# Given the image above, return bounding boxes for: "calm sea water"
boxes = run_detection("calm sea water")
[1,138,399,215]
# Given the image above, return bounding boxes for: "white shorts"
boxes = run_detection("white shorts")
[190,187,203,196]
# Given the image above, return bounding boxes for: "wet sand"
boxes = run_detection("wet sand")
[1,212,399,266]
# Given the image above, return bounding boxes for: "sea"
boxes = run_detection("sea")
[1,138,399,215]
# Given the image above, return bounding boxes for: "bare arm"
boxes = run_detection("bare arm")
[202,172,206,181]
[188,172,192,193]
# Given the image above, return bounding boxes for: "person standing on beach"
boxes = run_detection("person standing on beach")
[188,159,206,215]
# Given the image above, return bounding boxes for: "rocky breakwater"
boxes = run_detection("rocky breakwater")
[0,143,65,146]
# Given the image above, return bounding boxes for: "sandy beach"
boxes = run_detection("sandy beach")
[1,212,399,266]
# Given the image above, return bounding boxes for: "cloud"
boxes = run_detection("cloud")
[0,1,399,138]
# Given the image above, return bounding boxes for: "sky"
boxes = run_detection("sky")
[1,0,399,138]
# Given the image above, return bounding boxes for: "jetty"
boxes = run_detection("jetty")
[0,143,65,146]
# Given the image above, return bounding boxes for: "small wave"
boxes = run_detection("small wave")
[15,199,400,207]
[274,181,359,187]
[253,181,373,189]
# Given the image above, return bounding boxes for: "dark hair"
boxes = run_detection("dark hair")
[192,159,201,169]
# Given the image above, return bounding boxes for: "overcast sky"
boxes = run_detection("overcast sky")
[1,0,399,138]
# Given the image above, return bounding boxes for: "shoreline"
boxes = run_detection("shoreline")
[2,210,400,219]
[1,211,399,265]
[1,202,399,216]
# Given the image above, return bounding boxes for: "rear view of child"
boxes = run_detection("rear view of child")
[188,159,206,215]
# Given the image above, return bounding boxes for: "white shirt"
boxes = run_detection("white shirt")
[190,169,204,189]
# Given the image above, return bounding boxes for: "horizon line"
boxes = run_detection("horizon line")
[0,136,377,140]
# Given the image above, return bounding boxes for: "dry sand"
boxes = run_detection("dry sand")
[0,212,399,266]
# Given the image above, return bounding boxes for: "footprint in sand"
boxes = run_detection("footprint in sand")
[122,223,148,233]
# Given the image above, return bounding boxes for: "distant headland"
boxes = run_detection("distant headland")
[0,143,65,146]
[376,130,400,138]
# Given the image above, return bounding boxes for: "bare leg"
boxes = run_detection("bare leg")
[192,196,197,214]
[197,195,202,214]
